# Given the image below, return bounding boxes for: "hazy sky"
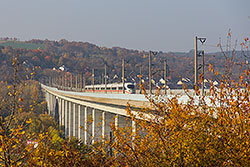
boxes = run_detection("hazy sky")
[0,0,249,52]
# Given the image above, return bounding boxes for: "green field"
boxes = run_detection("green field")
[0,41,45,50]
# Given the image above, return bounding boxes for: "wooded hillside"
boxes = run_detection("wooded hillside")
[0,39,247,88]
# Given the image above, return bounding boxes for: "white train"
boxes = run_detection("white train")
[84,82,136,94]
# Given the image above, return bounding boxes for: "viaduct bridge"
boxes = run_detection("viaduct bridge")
[42,84,152,145]
[42,83,202,145]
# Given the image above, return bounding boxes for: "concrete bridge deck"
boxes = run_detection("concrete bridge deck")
[42,84,152,109]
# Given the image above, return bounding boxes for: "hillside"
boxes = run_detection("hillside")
[0,39,247,89]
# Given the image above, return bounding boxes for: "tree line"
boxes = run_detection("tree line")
[0,38,248,89]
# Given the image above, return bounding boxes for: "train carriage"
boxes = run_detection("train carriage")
[85,82,135,94]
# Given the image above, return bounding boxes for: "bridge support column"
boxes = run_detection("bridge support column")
[45,92,48,112]
[102,111,105,141]
[51,94,55,117]
[73,103,79,138]
[52,95,54,117]
[84,106,87,144]
[58,98,62,126]
[50,94,53,115]
[69,101,72,138]
[78,105,84,139]
[47,93,51,115]
[51,94,57,118]
[92,108,95,144]
[46,93,49,114]
[65,101,69,137]
[62,99,65,127]
[73,103,76,137]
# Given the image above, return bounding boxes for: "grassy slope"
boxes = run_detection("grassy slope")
[0,41,45,50]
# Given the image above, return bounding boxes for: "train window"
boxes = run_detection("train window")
[107,87,110,90]
[119,87,123,90]
[112,87,116,90]
[127,84,135,89]
[101,88,105,90]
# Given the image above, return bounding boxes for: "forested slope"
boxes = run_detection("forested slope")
[0,39,247,88]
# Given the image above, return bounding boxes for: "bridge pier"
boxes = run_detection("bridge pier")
[78,105,84,139]
[102,111,105,141]
[61,99,65,127]
[65,101,69,137]
[73,103,77,137]
[58,98,62,126]
[84,106,88,144]
[69,101,73,137]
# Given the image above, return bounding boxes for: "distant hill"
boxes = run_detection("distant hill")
[0,39,247,88]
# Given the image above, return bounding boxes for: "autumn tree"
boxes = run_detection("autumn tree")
[0,51,114,167]
[108,37,250,166]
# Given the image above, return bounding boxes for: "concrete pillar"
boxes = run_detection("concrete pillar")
[68,101,72,137]
[51,94,54,116]
[52,95,55,118]
[51,94,54,117]
[50,94,53,115]
[54,96,57,118]
[92,108,95,144]
[55,98,59,124]
[102,111,105,141]
[84,106,88,144]
[45,92,49,115]
[73,103,76,137]
[48,93,51,115]
[54,96,56,118]
[58,98,62,126]
[73,103,79,138]
[62,99,65,126]
[65,101,68,137]
[78,105,84,139]
[48,93,50,115]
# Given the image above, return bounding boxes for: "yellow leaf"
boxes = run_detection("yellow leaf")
[26,118,32,124]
